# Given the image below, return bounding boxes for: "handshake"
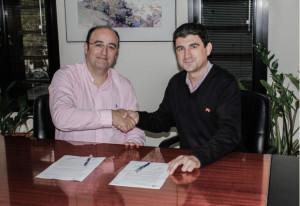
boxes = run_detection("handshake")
[112,109,139,133]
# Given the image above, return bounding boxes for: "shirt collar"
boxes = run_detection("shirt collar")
[101,69,112,89]
[186,61,213,93]
[84,60,112,89]
[84,60,94,82]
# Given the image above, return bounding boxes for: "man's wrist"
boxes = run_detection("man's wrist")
[190,154,201,168]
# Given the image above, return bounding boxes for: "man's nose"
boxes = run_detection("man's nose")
[184,49,191,58]
[100,46,108,55]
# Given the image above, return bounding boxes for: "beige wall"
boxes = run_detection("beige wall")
[268,0,299,141]
[55,0,299,146]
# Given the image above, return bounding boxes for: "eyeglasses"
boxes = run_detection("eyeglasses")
[88,42,118,52]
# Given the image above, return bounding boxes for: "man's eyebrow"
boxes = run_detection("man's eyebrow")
[91,40,103,44]
[108,42,118,48]
[189,43,200,47]
[175,42,200,50]
[175,45,184,50]
[90,40,117,48]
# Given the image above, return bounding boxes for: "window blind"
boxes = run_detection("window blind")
[202,0,253,84]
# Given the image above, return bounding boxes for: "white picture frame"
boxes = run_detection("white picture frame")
[65,0,176,42]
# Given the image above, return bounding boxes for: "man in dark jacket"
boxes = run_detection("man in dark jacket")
[118,23,241,174]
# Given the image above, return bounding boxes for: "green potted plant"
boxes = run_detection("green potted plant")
[254,43,299,155]
[0,81,32,136]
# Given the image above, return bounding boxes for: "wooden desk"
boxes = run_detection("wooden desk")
[0,136,272,205]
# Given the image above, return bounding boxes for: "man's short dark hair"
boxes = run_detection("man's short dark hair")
[86,26,120,49]
[173,23,209,47]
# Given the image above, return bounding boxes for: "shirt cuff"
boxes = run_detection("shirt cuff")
[97,109,112,127]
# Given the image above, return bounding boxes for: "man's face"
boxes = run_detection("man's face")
[84,28,119,72]
[175,35,212,75]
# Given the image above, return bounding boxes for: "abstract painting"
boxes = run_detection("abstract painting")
[78,0,162,28]
[65,0,176,41]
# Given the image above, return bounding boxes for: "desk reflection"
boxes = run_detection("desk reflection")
[54,142,268,206]
[55,141,144,206]
[56,158,123,206]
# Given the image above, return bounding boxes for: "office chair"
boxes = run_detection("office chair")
[159,90,276,154]
[33,94,55,139]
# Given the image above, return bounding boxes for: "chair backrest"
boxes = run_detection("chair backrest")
[33,94,55,139]
[235,90,271,154]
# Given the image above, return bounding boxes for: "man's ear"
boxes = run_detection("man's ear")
[84,42,88,56]
[114,50,119,60]
[206,42,212,56]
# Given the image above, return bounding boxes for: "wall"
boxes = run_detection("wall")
[55,0,299,146]
[268,0,299,141]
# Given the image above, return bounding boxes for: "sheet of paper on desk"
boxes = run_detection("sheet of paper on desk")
[36,155,105,182]
[109,161,169,189]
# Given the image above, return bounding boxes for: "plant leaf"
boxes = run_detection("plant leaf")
[286,73,299,91]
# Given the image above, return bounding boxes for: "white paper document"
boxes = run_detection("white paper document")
[36,155,105,182]
[109,161,169,189]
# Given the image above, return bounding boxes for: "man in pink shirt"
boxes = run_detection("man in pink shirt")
[49,26,145,146]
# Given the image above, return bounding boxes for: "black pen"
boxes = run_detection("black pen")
[84,155,93,166]
[135,161,152,172]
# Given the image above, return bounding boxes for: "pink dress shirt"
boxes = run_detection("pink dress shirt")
[49,61,145,145]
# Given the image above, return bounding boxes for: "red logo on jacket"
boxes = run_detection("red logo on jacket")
[205,108,211,113]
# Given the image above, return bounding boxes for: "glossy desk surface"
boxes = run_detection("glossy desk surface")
[0,136,272,206]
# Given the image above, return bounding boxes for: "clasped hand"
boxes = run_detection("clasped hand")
[112,109,138,133]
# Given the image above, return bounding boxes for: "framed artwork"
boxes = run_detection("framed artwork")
[65,0,176,42]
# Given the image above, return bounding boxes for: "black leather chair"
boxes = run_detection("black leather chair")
[159,90,276,154]
[33,94,55,139]
[237,90,276,153]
